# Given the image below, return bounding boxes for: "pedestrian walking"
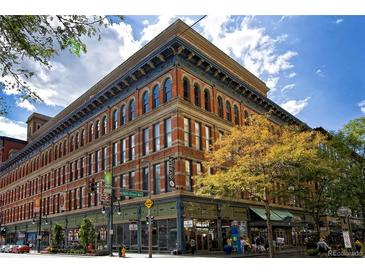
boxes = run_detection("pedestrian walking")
[316,238,330,257]
[190,238,196,255]
[354,238,362,253]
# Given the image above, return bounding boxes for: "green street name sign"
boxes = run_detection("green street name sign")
[121,190,143,198]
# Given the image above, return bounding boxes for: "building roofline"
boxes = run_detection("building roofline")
[0,136,27,144]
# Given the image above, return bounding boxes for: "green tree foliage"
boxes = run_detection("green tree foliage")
[51,223,64,248]
[195,114,328,257]
[79,218,96,252]
[330,117,365,237]
[0,15,123,115]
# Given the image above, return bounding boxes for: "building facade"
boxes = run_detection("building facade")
[0,20,312,253]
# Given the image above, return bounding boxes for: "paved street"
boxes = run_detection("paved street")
[0,246,308,259]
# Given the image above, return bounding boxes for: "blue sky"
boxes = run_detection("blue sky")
[1,15,365,140]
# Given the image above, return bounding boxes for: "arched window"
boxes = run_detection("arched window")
[112,110,118,130]
[81,129,85,146]
[234,105,239,125]
[183,77,190,101]
[54,145,58,160]
[48,149,52,163]
[63,140,67,156]
[194,83,201,107]
[217,96,224,118]
[120,105,126,125]
[152,84,160,108]
[204,89,211,112]
[59,143,62,158]
[244,110,250,125]
[102,116,107,135]
[142,91,149,114]
[226,101,232,122]
[44,152,48,165]
[129,99,135,121]
[95,120,100,139]
[89,124,94,142]
[70,136,74,152]
[75,132,79,149]
[163,78,172,103]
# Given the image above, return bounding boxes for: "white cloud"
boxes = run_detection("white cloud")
[0,116,27,140]
[266,77,279,91]
[280,97,311,115]
[288,72,296,78]
[16,99,36,112]
[335,18,344,24]
[358,100,365,114]
[316,68,325,77]
[281,84,295,92]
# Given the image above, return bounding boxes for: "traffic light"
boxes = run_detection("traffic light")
[145,216,155,224]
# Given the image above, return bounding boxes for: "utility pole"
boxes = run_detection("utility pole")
[37,181,43,253]
[148,161,152,258]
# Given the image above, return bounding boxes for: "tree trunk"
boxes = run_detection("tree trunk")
[264,199,274,258]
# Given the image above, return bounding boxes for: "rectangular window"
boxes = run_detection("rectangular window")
[69,162,73,182]
[88,154,92,175]
[121,174,127,188]
[80,157,84,178]
[74,160,78,180]
[184,118,191,147]
[129,171,135,189]
[101,147,107,171]
[164,160,172,192]
[62,167,66,184]
[153,123,160,151]
[129,135,135,160]
[185,160,192,191]
[164,118,172,148]
[57,193,60,213]
[112,142,117,166]
[153,164,161,194]
[205,125,212,151]
[143,128,149,156]
[195,122,201,150]
[79,187,83,209]
[120,138,127,163]
[73,188,77,210]
[142,167,149,192]
[197,162,203,175]
[218,130,224,140]
[57,168,61,186]
[68,190,72,211]
[94,150,99,173]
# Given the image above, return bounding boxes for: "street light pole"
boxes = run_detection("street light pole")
[37,181,43,253]
[148,161,152,258]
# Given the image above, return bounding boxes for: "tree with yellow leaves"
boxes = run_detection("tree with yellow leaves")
[194,114,328,257]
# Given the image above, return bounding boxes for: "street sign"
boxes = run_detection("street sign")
[168,157,175,188]
[144,198,154,209]
[184,220,193,228]
[99,181,106,204]
[121,190,143,198]
[129,224,138,231]
[343,231,352,248]
[34,197,40,213]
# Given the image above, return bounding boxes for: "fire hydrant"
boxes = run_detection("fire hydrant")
[121,245,126,258]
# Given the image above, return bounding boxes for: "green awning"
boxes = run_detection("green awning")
[250,207,294,221]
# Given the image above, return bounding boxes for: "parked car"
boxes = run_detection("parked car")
[12,245,31,253]
[0,245,7,252]
[4,245,15,253]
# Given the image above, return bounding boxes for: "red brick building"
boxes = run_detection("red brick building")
[0,20,311,252]
[0,136,27,164]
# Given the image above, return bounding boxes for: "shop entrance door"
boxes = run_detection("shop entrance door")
[196,231,208,252]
